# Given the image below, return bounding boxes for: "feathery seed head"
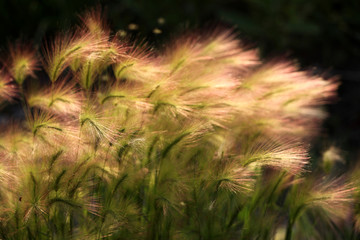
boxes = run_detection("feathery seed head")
[212,157,255,194]
[43,31,108,82]
[165,28,258,76]
[5,42,37,85]
[113,42,164,83]
[27,80,83,116]
[322,146,344,173]
[308,178,354,220]
[26,110,64,143]
[79,104,120,145]
[233,62,339,140]
[0,71,17,102]
[240,137,309,175]
[79,8,110,39]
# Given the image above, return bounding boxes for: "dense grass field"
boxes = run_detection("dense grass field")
[0,9,358,240]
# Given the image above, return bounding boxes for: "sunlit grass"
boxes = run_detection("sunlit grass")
[0,8,356,240]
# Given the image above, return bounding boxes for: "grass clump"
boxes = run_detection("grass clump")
[0,9,357,240]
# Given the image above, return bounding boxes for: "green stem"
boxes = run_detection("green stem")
[285,219,293,240]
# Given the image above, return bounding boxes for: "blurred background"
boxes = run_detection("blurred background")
[1,0,360,167]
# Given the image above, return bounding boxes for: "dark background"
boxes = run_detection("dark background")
[1,0,360,166]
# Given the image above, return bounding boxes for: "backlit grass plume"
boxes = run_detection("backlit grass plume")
[27,81,83,117]
[0,9,357,240]
[0,71,17,103]
[4,42,37,85]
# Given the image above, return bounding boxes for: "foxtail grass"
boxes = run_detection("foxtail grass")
[0,8,357,240]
